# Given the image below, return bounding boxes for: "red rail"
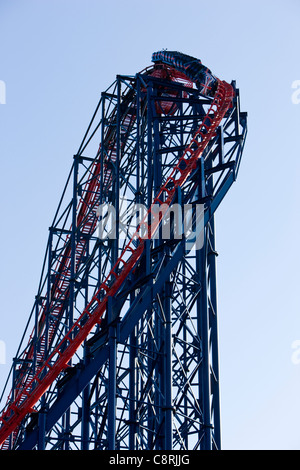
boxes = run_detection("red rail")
[0,77,234,448]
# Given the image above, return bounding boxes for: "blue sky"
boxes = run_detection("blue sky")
[1,0,300,450]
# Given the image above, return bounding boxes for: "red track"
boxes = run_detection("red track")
[0,75,234,449]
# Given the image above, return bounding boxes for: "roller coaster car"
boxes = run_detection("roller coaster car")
[152,50,218,98]
[146,64,192,116]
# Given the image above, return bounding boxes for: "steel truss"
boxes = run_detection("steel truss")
[0,58,247,450]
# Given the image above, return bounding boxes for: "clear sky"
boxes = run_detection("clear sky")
[0,0,300,450]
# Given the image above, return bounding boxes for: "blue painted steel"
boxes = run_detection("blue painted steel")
[0,53,247,450]
[107,297,117,450]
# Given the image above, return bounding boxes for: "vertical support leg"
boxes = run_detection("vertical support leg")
[81,240,91,450]
[197,230,212,450]
[146,81,154,449]
[81,348,90,450]
[35,227,53,448]
[37,407,47,450]
[107,297,117,450]
[129,289,137,450]
[112,77,121,266]
[207,216,221,449]
[129,328,137,449]
[164,279,173,450]
[61,153,79,450]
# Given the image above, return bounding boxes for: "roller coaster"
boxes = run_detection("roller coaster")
[0,51,247,450]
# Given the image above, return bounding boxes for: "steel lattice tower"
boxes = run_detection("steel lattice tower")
[0,52,247,450]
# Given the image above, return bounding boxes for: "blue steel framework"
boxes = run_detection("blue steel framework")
[0,56,247,450]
